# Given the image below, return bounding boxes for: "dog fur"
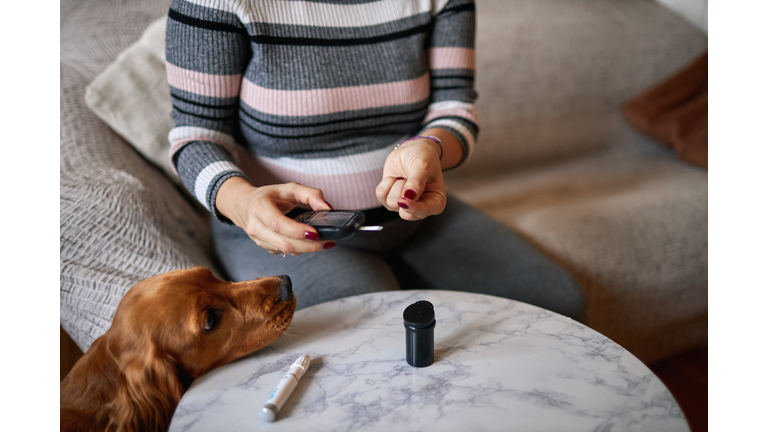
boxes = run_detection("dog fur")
[60,267,296,432]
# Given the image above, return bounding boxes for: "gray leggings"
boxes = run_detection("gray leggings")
[211,195,585,320]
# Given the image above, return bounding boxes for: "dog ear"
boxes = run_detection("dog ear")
[113,353,183,432]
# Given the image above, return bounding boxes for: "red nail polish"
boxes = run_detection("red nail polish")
[404,190,416,200]
[305,231,319,241]
[323,242,336,250]
[325,201,334,210]
[396,177,405,181]
[398,202,409,209]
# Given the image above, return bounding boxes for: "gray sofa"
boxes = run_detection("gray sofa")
[61,0,707,365]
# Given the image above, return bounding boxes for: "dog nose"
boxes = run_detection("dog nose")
[279,275,293,302]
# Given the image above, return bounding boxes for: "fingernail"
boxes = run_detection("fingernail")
[398,202,409,209]
[325,201,334,210]
[323,242,336,250]
[404,189,416,200]
[396,177,405,181]
[305,231,319,241]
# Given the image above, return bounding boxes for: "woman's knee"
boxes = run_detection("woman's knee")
[284,248,401,310]
[399,195,586,319]
[211,219,400,309]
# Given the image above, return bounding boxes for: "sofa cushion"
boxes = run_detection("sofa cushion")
[446,0,708,363]
[83,17,177,183]
[655,0,708,34]
[61,1,216,352]
[463,0,708,176]
[446,131,708,364]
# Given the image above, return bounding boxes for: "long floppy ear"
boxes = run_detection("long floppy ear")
[113,353,184,432]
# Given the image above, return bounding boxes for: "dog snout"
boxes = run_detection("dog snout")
[278,275,293,302]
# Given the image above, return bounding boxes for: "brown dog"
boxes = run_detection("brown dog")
[60,267,296,432]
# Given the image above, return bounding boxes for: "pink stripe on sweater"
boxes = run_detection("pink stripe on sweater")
[243,158,384,210]
[240,74,431,117]
[429,47,476,70]
[423,108,479,125]
[166,62,242,98]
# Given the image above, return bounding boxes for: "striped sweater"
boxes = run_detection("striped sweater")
[166,0,479,222]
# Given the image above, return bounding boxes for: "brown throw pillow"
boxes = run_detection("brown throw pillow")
[622,51,708,169]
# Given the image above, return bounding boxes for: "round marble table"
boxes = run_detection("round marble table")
[169,290,688,432]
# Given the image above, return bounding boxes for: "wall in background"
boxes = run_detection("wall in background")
[656,0,708,34]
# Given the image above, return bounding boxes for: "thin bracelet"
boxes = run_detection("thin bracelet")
[393,136,443,160]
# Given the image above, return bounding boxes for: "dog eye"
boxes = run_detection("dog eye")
[204,309,220,332]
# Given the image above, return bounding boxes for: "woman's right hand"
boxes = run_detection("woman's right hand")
[215,177,335,256]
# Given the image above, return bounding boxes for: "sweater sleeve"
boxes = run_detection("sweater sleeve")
[421,0,479,168]
[165,0,250,224]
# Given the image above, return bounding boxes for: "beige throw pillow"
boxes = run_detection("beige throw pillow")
[84,17,178,183]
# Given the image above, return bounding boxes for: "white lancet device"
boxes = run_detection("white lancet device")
[260,354,311,422]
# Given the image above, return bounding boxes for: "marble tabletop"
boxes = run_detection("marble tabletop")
[169,290,688,432]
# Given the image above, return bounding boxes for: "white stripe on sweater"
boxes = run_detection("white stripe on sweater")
[194,161,244,210]
[169,126,238,148]
[423,118,476,159]
[181,0,452,26]
[427,100,477,113]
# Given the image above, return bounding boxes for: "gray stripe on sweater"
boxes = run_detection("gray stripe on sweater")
[170,0,244,28]
[175,141,247,224]
[238,98,430,127]
[244,38,429,90]
[431,0,476,48]
[170,87,240,111]
[431,87,478,106]
[166,17,250,75]
[175,141,239,192]
[238,105,427,141]
[171,108,241,138]
[244,12,430,40]
[239,122,420,159]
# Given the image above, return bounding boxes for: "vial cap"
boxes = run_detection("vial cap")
[403,300,435,329]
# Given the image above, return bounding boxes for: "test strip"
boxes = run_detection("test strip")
[357,226,383,231]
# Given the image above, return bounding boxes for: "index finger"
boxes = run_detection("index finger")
[278,182,333,212]
[257,204,321,242]
[263,183,332,239]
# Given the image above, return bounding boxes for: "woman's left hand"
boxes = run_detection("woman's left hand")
[376,138,446,221]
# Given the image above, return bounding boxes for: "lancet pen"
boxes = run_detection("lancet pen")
[260,354,311,422]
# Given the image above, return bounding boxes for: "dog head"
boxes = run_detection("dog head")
[107,267,296,431]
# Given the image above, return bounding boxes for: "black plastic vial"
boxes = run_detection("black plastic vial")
[403,300,435,367]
